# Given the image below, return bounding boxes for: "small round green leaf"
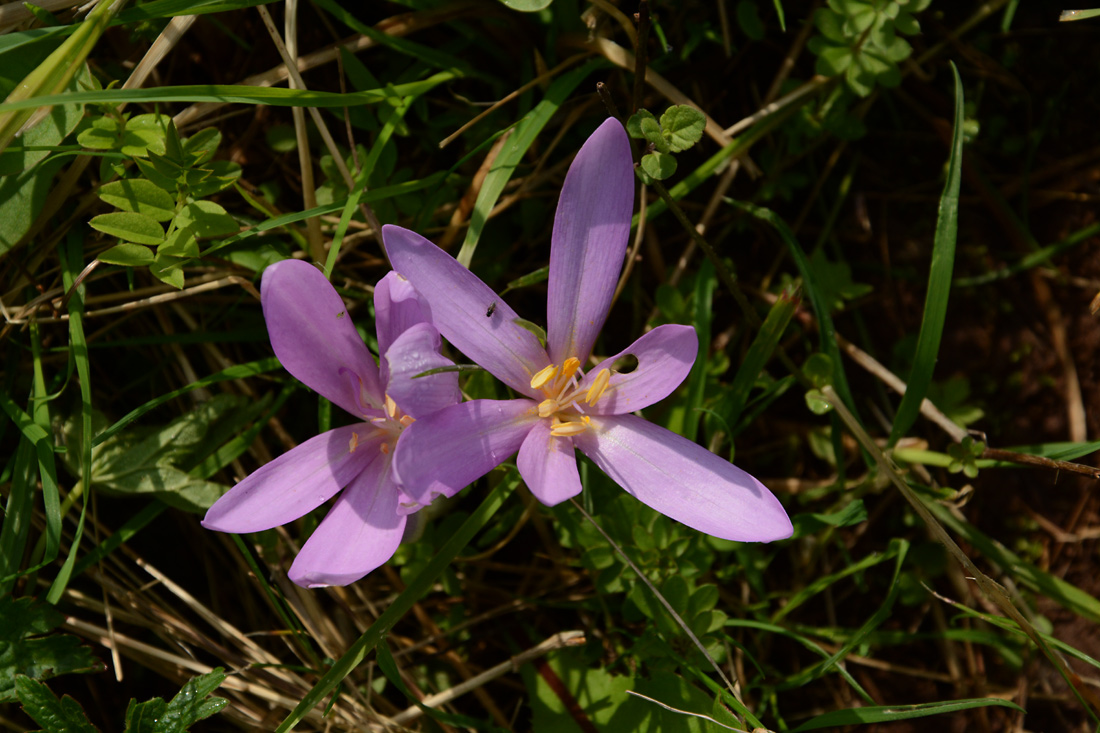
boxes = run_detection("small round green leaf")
[660,105,706,153]
[499,0,552,10]
[641,151,677,180]
[98,179,176,221]
[626,109,658,140]
[89,211,165,245]
[639,116,669,153]
[805,389,834,415]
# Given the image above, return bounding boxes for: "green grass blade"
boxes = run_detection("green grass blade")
[789,698,1025,732]
[46,231,94,602]
[455,59,602,267]
[276,472,519,731]
[722,287,798,430]
[92,357,281,447]
[888,63,964,446]
[682,260,716,442]
[0,73,458,114]
[0,0,123,155]
[731,201,856,414]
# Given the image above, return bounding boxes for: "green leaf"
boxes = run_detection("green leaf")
[660,105,706,153]
[813,7,848,42]
[894,9,921,34]
[158,228,198,258]
[187,159,241,198]
[735,0,765,40]
[15,676,98,733]
[174,200,238,238]
[0,597,101,703]
[98,179,177,222]
[89,211,165,245]
[805,389,833,415]
[790,698,1025,732]
[0,155,66,256]
[641,151,677,180]
[816,43,854,75]
[153,668,227,732]
[888,64,963,445]
[639,115,670,153]
[182,127,220,165]
[499,0,553,9]
[150,254,185,289]
[791,499,868,537]
[844,59,877,96]
[77,114,121,150]
[120,113,170,157]
[626,109,658,139]
[97,243,154,267]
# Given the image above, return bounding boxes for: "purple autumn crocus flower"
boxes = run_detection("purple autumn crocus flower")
[202,259,460,587]
[382,118,791,543]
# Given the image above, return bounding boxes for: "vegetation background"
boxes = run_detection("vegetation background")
[3,0,1100,731]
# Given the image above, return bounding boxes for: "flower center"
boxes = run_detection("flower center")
[351,394,414,455]
[529,358,611,437]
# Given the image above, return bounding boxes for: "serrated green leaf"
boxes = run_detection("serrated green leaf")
[0,598,101,703]
[152,668,227,732]
[626,109,658,139]
[174,201,238,238]
[15,677,98,733]
[89,211,165,245]
[97,243,154,267]
[124,698,168,733]
[641,151,677,180]
[660,105,706,153]
[98,179,176,221]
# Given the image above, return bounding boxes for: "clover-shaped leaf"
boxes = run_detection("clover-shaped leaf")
[641,151,677,180]
[660,105,706,153]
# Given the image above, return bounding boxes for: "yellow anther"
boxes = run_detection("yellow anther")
[399,415,415,427]
[384,395,398,419]
[560,357,581,382]
[530,364,559,390]
[550,418,590,437]
[348,432,360,453]
[538,398,559,418]
[584,368,611,404]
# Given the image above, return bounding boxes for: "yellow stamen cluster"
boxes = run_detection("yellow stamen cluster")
[528,360,613,438]
[363,394,415,456]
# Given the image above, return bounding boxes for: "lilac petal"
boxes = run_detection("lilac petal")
[516,419,582,506]
[383,224,549,397]
[202,424,379,533]
[288,453,406,587]
[374,271,429,385]
[392,398,539,505]
[547,119,635,365]
[585,324,698,415]
[384,322,460,419]
[262,259,382,417]
[574,414,792,542]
